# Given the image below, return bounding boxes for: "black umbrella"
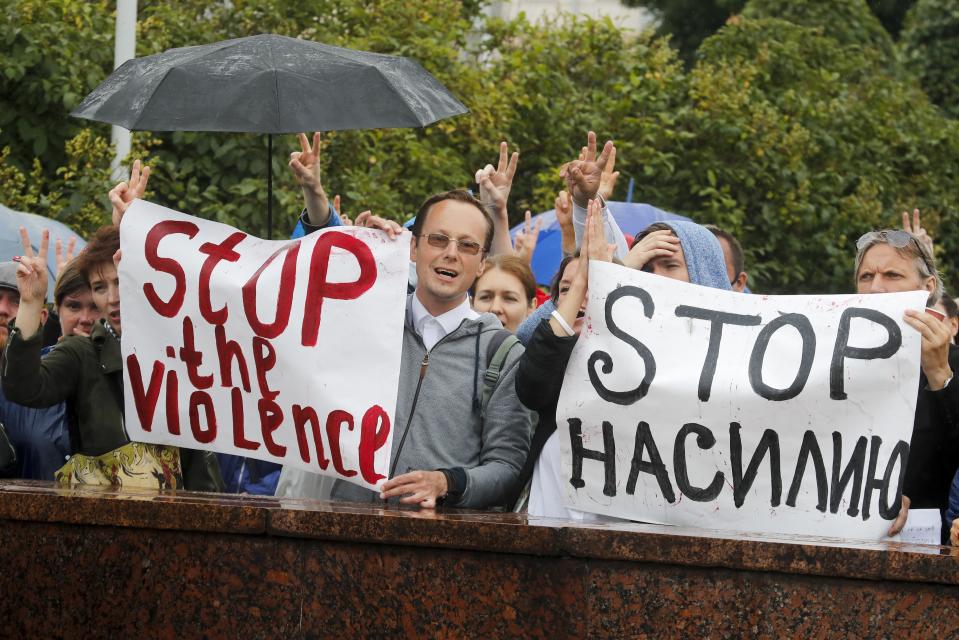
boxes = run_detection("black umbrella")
[71,33,468,237]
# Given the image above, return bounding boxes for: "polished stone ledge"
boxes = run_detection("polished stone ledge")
[1,479,957,586]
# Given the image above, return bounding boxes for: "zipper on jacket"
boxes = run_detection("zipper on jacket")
[387,351,430,481]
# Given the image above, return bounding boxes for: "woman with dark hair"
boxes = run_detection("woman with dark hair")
[53,261,100,338]
[0,260,97,481]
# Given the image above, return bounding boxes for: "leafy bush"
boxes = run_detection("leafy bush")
[742,0,898,61]
[901,0,959,119]
[661,17,959,292]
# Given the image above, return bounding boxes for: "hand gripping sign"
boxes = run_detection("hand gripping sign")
[119,201,408,491]
[557,262,926,539]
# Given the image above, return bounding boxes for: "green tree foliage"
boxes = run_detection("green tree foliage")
[618,0,746,64]
[621,0,913,61]
[664,17,959,292]
[477,16,688,211]
[901,0,959,119]
[871,0,916,38]
[742,0,898,61]
[0,0,116,233]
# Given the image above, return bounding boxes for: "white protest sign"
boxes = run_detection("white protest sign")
[893,509,942,545]
[118,200,409,491]
[558,262,926,539]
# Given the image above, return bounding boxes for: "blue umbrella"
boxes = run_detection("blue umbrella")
[0,204,87,301]
[510,201,689,284]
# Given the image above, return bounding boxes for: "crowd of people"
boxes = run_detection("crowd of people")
[1,130,958,544]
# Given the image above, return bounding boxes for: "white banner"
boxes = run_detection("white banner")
[558,262,926,539]
[119,201,408,491]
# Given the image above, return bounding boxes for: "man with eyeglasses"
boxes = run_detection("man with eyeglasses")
[289,134,532,509]
[855,227,959,540]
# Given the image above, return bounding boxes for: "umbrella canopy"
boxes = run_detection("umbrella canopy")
[511,202,690,285]
[71,33,468,238]
[71,33,468,134]
[0,205,87,301]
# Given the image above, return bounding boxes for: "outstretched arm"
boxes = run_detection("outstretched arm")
[476,141,519,256]
[902,208,933,256]
[108,159,151,227]
[12,227,48,340]
[289,132,332,228]
[561,133,628,258]
[555,191,576,257]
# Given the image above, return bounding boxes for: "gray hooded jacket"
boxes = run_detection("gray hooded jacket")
[331,296,533,508]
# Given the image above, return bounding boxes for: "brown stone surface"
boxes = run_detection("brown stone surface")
[0,479,269,533]
[556,521,959,584]
[1,520,587,638]
[4,480,959,636]
[269,496,562,555]
[584,563,959,638]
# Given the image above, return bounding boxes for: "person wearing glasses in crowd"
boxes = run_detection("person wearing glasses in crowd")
[854,227,959,540]
[288,133,532,509]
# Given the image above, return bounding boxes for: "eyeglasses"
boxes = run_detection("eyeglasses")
[856,229,934,273]
[417,233,484,256]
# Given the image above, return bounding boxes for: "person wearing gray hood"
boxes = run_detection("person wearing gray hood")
[293,168,532,509]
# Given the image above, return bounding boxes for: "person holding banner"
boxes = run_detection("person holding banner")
[2,165,223,492]
[514,207,734,517]
[292,173,533,509]
[855,229,959,536]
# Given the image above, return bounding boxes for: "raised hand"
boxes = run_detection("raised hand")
[290,132,323,194]
[290,132,331,226]
[15,227,49,305]
[560,131,614,207]
[513,210,542,265]
[554,190,576,257]
[109,159,151,226]
[579,143,619,201]
[902,208,933,256]
[476,141,519,219]
[475,141,519,256]
[585,198,613,264]
[623,229,681,270]
[54,236,78,278]
[555,190,573,230]
[598,144,619,202]
[904,307,953,390]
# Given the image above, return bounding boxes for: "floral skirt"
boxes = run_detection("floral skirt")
[55,442,183,490]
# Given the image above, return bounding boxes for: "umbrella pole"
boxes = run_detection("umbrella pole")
[267,133,273,240]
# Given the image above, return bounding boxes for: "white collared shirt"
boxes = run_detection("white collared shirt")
[410,293,479,351]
